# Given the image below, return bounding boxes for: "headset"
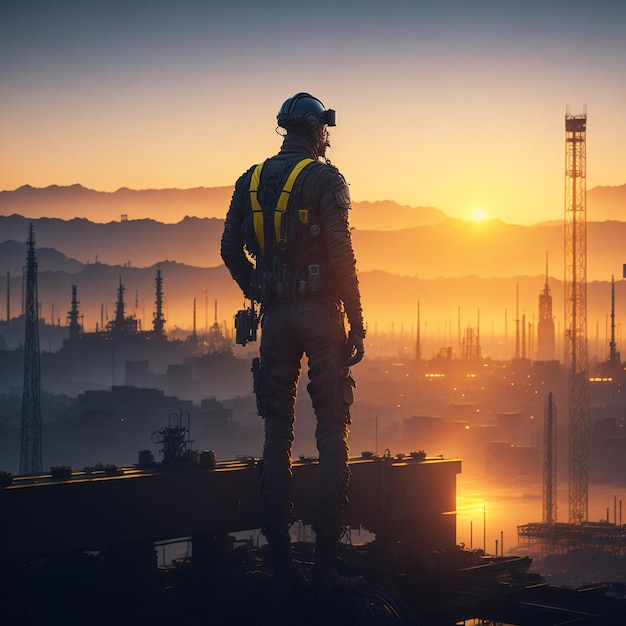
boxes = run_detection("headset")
[277,92,336,131]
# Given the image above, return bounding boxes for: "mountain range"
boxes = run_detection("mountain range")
[2,211,626,282]
[7,182,624,226]
[1,183,625,354]
[0,184,448,228]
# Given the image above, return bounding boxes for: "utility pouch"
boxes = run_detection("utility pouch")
[308,264,323,293]
[235,305,259,346]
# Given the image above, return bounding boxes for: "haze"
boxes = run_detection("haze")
[2,0,626,592]
[1,0,625,225]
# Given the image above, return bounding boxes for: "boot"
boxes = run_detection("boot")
[311,532,366,595]
[264,527,308,607]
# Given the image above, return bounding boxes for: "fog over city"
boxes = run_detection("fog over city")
[3,188,626,590]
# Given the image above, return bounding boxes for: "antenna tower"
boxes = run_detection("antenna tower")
[153,267,166,338]
[609,275,619,362]
[20,224,43,473]
[67,284,82,341]
[564,107,589,523]
[514,284,520,359]
[543,392,557,524]
[415,301,422,361]
[113,276,126,332]
[6,270,10,321]
[537,252,555,361]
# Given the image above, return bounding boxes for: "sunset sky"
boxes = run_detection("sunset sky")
[1,0,625,225]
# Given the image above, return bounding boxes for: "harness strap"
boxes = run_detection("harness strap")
[250,162,265,251]
[249,158,314,252]
[274,158,314,244]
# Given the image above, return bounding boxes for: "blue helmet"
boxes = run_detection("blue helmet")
[277,92,336,132]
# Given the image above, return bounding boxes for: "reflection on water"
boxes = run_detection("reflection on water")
[456,472,626,586]
[456,472,544,554]
[457,473,626,553]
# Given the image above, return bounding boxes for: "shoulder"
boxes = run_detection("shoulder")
[303,161,352,214]
[306,160,348,187]
[233,163,261,193]
[321,162,351,210]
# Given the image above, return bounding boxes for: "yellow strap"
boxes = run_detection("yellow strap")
[249,158,314,252]
[274,158,314,243]
[250,162,265,251]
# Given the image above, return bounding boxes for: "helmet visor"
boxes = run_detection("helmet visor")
[322,109,336,127]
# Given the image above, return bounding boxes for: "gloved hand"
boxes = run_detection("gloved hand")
[346,332,365,366]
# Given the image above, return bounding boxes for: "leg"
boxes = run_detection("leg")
[301,301,363,591]
[303,300,353,537]
[257,305,303,530]
[255,305,306,599]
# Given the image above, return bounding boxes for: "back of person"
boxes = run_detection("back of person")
[220,92,366,601]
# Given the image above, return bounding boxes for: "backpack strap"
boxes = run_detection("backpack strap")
[274,158,314,245]
[249,161,266,251]
[249,157,314,252]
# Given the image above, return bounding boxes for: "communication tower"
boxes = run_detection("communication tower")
[609,275,619,362]
[153,267,166,338]
[67,284,83,341]
[113,276,126,332]
[543,393,557,525]
[20,224,43,473]
[5,270,10,321]
[514,284,521,359]
[537,253,555,361]
[564,107,589,523]
[415,301,422,361]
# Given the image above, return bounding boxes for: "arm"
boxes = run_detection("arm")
[316,167,365,339]
[220,178,255,299]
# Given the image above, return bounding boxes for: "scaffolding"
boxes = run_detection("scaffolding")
[518,521,626,557]
[564,108,590,524]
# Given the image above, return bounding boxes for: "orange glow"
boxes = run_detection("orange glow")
[471,209,486,222]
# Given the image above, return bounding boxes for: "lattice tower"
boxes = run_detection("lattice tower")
[20,224,43,473]
[564,109,589,523]
[67,284,82,341]
[153,267,166,337]
[610,275,619,362]
[543,392,557,524]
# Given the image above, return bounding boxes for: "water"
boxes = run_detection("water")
[456,473,626,553]
[456,472,626,586]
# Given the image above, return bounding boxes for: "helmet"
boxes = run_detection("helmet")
[277,92,336,131]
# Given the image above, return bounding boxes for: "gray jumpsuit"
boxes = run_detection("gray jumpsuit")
[220,132,364,540]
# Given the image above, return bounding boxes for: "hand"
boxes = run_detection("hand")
[346,332,364,366]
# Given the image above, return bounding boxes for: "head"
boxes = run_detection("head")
[277,92,336,157]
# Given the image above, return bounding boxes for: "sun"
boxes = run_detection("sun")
[471,209,486,222]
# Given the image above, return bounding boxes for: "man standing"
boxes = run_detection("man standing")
[220,92,365,597]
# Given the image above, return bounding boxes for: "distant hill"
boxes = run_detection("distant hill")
[0,214,226,268]
[347,200,447,229]
[2,182,625,226]
[33,261,242,334]
[0,184,447,229]
[588,184,626,221]
[3,213,626,282]
[0,184,235,223]
[0,240,84,274]
[0,260,619,359]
